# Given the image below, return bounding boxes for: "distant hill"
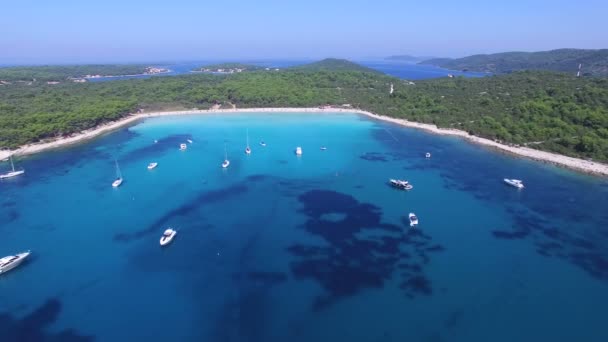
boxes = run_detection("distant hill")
[419,49,608,76]
[292,58,381,73]
[385,55,435,63]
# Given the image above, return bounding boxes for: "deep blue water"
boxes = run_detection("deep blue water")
[86,60,486,82]
[1,113,607,342]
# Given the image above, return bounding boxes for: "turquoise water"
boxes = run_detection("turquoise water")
[1,112,607,342]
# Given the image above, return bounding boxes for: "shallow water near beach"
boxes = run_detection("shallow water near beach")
[1,112,607,342]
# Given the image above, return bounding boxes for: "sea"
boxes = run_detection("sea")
[85,60,487,82]
[1,112,607,342]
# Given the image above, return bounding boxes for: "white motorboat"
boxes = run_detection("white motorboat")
[160,228,177,246]
[425,152,431,158]
[295,147,303,155]
[504,178,524,189]
[180,143,187,150]
[154,140,158,143]
[320,147,327,151]
[389,179,413,190]
[147,162,158,170]
[222,144,230,168]
[260,141,266,147]
[187,139,193,144]
[0,156,25,180]
[112,160,123,188]
[0,251,30,275]
[245,129,251,154]
[409,213,419,227]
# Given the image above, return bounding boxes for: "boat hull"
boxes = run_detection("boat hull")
[160,231,177,246]
[0,252,30,275]
[0,170,25,179]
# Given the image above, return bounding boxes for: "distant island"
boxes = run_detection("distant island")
[385,55,436,63]
[0,65,169,83]
[419,48,608,76]
[192,63,269,73]
[1,58,607,169]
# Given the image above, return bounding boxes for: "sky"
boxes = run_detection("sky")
[1,0,607,64]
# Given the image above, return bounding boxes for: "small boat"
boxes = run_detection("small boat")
[389,179,413,190]
[320,147,327,151]
[147,162,158,170]
[180,143,187,151]
[154,140,158,144]
[112,160,123,188]
[425,152,431,158]
[0,156,25,180]
[504,178,524,189]
[160,228,177,246]
[245,129,251,154]
[409,213,419,227]
[259,141,266,147]
[0,251,30,275]
[222,144,230,168]
[295,147,303,156]
[187,139,193,144]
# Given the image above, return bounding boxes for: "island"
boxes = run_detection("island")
[0,64,170,83]
[1,58,607,174]
[419,48,608,77]
[192,63,266,74]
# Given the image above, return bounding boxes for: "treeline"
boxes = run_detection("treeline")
[1,62,607,162]
[0,65,150,82]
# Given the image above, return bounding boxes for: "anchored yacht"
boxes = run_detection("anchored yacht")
[0,251,30,275]
[504,178,524,189]
[147,162,158,170]
[180,143,187,151]
[160,229,177,246]
[389,179,413,190]
[409,213,419,227]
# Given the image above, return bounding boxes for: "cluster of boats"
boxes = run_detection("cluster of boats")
[2,137,531,277]
[387,153,525,230]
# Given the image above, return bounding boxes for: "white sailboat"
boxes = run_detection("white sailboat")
[245,129,251,154]
[222,144,230,168]
[0,156,25,179]
[112,160,123,187]
[295,147,303,156]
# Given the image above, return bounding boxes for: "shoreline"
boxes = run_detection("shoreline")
[1,107,607,177]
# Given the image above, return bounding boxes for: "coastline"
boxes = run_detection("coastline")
[1,107,607,177]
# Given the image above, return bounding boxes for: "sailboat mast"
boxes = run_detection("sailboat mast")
[115,159,122,179]
[10,156,15,172]
[224,144,228,160]
[246,129,249,147]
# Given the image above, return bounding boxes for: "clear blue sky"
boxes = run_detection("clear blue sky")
[2,0,606,64]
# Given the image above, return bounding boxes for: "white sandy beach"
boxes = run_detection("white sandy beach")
[1,107,607,177]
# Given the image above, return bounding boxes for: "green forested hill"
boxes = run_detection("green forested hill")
[0,65,150,82]
[420,49,608,76]
[1,61,607,162]
[292,58,381,73]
